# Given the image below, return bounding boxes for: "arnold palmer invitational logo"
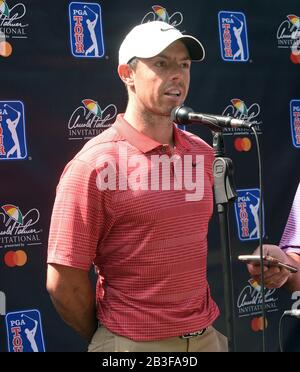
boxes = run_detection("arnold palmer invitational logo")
[222,98,262,135]
[0,204,42,250]
[0,1,28,57]
[141,5,183,27]
[277,14,300,64]
[68,99,117,141]
[237,278,279,318]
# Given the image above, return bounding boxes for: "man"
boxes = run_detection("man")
[47,21,227,352]
[247,183,300,291]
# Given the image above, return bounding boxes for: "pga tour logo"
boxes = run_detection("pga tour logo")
[234,189,265,242]
[218,11,249,62]
[290,100,300,148]
[5,309,45,352]
[0,101,27,160]
[69,2,105,58]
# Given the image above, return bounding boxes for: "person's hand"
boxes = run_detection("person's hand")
[247,244,291,289]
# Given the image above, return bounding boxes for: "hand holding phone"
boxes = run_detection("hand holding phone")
[238,255,298,274]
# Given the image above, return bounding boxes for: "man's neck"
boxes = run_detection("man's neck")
[124,108,174,147]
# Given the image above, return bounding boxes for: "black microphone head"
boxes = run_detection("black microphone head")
[171,105,194,124]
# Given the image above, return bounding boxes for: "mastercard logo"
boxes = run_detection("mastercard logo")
[234,137,252,152]
[4,250,27,267]
[0,41,12,57]
[290,52,300,65]
[251,317,268,332]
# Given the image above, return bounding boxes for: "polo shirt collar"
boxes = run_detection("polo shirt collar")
[113,114,190,153]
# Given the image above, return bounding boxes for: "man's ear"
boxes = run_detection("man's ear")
[118,64,134,86]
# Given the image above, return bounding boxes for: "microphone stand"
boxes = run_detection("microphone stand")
[212,131,237,352]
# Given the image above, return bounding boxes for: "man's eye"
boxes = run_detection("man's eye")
[181,63,190,69]
[155,61,166,67]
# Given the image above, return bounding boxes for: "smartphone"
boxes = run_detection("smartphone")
[238,255,298,274]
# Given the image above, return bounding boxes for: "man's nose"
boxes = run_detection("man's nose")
[169,64,184,79]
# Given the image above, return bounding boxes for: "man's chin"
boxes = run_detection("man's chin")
[164,104,183,117]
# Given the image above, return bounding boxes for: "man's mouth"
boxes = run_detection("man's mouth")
[165,90,181,97]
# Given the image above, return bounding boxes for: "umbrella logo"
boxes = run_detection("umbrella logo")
[152,6,170,23]
[231,99,248,116]
[141,5,183,27]
[82,99,102,119]
[0,0,9,17]
[287,14,300,30]
[248,278,261,293]
[1,204,23,226]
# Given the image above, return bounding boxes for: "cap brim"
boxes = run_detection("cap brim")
[179,36,205,62]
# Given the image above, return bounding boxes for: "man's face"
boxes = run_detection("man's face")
[131,40,191,117]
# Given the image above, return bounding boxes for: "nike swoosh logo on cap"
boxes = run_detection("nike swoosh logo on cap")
[160,27,176,32]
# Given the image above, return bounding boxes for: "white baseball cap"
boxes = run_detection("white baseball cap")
[118,21,205,65]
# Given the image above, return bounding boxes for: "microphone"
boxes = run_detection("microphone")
[171,105,252,131]
[283,310,300,319]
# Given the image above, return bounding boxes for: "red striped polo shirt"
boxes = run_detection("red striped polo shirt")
[48,114,220,341]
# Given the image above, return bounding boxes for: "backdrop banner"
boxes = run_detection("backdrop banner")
[0,0,299,352]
